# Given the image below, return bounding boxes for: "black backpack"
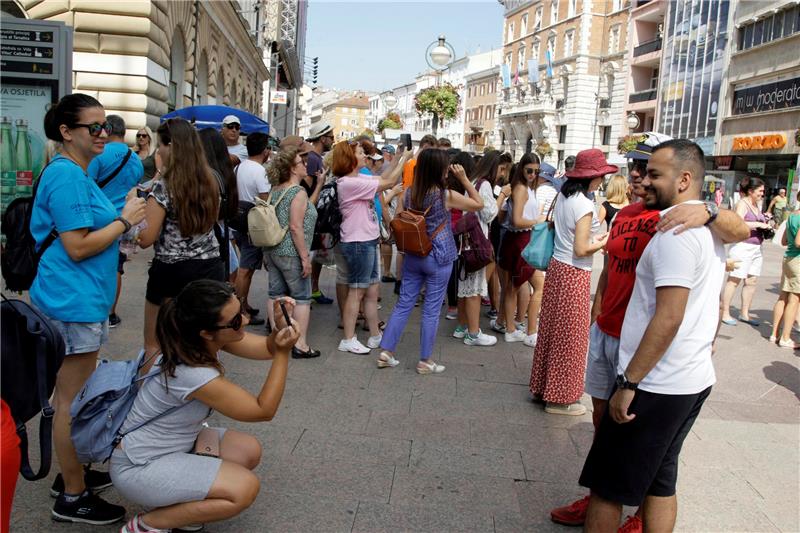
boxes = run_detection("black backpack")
[1,173,58,292]
[311,180,342,251]
[1,296,65,480]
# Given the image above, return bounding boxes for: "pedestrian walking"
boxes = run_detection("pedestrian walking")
[34,93,146,524]
[138,118,225,361]
[263,147,320,358]
[377,149,483,372]
[721,176,773,326]
[110,280,300,533]
[770,194,800,348]
[529,148,614,416]
[580,140,724,532]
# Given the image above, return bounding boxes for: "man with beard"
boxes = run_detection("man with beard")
[580,140,739,532]
[551,136,749,531]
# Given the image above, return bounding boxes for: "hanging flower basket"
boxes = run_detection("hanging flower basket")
[617,134,646,155]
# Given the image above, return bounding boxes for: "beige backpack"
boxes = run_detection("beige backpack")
[247,186,297,247]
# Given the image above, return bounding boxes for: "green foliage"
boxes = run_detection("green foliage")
[360,129,376,140]
[535,141,553,158]
[377,112,403,133]
[414,84,460,121]
[617,134,646,155]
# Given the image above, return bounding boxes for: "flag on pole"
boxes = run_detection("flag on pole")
[545,50,553,78]
[528,59,539,83]
[501,64,511,88]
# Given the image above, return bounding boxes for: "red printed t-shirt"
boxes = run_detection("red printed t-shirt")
[595,202,660,338]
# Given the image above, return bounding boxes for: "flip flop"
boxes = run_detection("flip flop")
[739,318,760,326]
[721,318,737,326]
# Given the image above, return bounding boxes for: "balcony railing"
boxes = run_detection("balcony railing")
[633,38,662,57]
[468,120,485,131]
[628,89,657,103]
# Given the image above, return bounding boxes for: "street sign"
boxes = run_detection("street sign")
[1,43,54,58]
[271,90,288,105]
[0,29,54,43]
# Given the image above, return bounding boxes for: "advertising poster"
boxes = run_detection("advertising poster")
[0,82,52,183]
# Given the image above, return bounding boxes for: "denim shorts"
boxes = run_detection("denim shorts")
[339,239,380,289]
[333,245,349,285]
[49,317,109,355]
[266,253,311,305]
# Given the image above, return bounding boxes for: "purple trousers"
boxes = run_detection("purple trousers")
[380,253,451,361]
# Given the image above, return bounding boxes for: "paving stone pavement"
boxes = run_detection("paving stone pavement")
[9,242,799,532]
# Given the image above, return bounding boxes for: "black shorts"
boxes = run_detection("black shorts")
[578,386,711,506]
[146,257,225,305]
[117,251,127,275]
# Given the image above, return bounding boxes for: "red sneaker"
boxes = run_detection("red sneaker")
[550,495,590,526]
[618,514,643,533]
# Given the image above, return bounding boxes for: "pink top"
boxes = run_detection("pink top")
[337,175,380,242]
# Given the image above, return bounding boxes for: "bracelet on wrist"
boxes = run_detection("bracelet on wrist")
[115,217,132,233]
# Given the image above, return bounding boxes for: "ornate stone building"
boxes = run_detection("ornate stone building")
[6,0,269,143]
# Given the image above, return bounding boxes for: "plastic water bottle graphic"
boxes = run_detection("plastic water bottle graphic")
[15,119,33,187]
[1,117,16,214]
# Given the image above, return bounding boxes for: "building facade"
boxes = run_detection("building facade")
[624,0,665,135]
[321,95,370,141]
[5,0,269,143]
[464,67,501,152]
[714,0,800,203]
[496,0,630,166]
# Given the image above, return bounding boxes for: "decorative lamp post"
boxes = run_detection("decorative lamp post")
[626,111,641,132]
[426,35,454,71]
[382,93,398,110]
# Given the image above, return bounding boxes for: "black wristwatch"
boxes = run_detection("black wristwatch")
[115,216,132,233]
[703,201,719,226]
[616,373,639,391]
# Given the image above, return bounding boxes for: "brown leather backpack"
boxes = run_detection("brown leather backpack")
[391,191,445,257]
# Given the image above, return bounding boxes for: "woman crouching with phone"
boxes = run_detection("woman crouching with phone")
[110,280,299,533]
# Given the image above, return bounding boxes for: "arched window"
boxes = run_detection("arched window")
[169,30,186,112]
[197,52,208,105]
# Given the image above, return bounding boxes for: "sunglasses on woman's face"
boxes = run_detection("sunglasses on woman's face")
[136,133,149,139]
[525,168,540,175]
[206,298,244,332]
[74,122,112,137]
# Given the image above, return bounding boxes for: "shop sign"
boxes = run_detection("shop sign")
[715,156,733,170]
[732,134,787,151]
[732,77,800,115]
[747,162,766,174]
[271,90,287,105]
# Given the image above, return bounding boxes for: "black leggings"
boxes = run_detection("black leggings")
[447,260,458,308]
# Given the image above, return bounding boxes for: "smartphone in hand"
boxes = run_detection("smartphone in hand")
[278,300,294,331]
[400,133,412,151]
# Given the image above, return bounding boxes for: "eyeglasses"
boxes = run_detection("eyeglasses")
[73,122,112,137]
[136,133,149,139]
[224,123,241,130]
[525,168,540,175]
[206,298,245,332]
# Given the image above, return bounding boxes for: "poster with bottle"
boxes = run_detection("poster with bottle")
[0,82,51,184]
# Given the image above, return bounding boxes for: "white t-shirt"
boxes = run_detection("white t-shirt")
[227,143,249,162]
[552,192,599,271]
[534,183,558,217]
[617,201,724,395]
[523,188,539,221]
[236,159,271,203]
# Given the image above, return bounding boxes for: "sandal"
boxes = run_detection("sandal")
[377,351,399,368]
[362,320,386,332]
[416,360,445,375]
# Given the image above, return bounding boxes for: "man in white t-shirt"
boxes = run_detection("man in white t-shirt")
[222,115,248,163]
[580,140,725,533]
[233,132,272,326]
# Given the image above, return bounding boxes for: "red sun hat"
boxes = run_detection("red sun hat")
[564,148,619,179]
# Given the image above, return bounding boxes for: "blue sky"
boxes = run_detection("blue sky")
[305,0,504,92]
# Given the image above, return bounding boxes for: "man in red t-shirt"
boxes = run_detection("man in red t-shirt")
[550,137,750,530]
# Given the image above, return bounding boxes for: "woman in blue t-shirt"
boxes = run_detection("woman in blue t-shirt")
[32,93,146,524]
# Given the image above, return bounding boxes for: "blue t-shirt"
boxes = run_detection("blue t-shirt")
[87,142,144,213]
[30,155,119,323]
[358,167,382,222]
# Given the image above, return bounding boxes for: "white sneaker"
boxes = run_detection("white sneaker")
[523,333,538,347]
[445,307,458,320]
[452,325,467,339]
[416,360,445,374]
[464,330,498,346]
[504,329,526,343]
[338,337,370,354]
[367,334,382,349]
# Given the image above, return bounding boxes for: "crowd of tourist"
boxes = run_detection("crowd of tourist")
[4,91,798,533]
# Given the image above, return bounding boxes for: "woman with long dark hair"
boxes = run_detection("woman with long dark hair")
[34,93,146,523]
[444,151,474,320]
[496,153,542,345]
[530,149,615,416]
[198,128,239,278]
[110,280,299,532]
[720,175,772,326]
[377,149,484,373]
[138,118,224,360]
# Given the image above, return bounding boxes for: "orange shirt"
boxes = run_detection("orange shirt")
[402,159,417,189]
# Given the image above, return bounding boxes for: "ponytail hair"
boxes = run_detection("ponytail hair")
[156,279,233,378]
[739,175,764,195]
[43,93,103,142]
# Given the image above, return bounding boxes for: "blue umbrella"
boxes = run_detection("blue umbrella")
[161,105,270,134]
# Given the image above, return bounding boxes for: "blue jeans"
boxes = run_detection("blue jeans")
[380,254,451,361]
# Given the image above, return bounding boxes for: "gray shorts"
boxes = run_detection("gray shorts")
[109,428,226,509]
[584,322,621,401]
[49,317,108,355]
[236,235,264,271]
[266,253,311,305]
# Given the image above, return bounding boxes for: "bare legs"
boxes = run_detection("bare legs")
[721,275,759,322]
[53,352,99,495]
[138,430,262,530]
[526,271,545,335]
